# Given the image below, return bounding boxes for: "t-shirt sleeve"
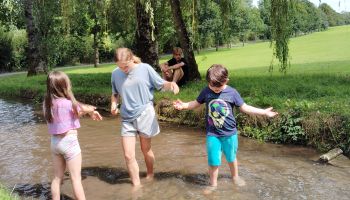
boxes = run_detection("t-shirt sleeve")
[147,64,165,90]
[233,89,244,107]
[111,72,118,95]
[196,88,207,104]
[167,58,176,66]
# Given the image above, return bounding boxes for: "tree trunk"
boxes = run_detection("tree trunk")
[134,0,159,70]
[169,0,200,81]
[93,31,99,68]
[24,0,47,76]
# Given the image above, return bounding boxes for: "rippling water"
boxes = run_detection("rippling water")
[0,99,349,200]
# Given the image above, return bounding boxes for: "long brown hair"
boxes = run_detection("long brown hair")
[44,71,79,123]
[114,48,141,64]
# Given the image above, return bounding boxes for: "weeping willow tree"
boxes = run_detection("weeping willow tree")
[269,0,293,73]
[134,0,159,69]
[61,0,74,34]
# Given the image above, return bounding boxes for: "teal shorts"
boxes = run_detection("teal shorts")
[206,134,238,166]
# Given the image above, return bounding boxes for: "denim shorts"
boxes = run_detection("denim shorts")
[51,130,81,161]
[121,104,160,138]
[206,134,238,166]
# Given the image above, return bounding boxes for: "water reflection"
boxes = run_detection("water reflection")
[0,98,350,200]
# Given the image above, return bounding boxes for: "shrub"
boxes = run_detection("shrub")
[0,26,13,72]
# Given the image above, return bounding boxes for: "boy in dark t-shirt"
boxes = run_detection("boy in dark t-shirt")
[173,64,278,192]
[160,47,189,86]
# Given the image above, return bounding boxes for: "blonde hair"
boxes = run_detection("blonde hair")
[173,47,183,54]
[114,48,141,64]
[44,71,79,123]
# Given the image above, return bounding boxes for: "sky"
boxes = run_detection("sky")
[252,0,350,13]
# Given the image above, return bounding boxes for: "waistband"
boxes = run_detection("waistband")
[51,129,78,137]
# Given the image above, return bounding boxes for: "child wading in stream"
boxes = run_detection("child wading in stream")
[173,64,278,192]
[43,71,103,200]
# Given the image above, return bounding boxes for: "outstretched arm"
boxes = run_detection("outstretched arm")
[239,103,278,117]
[78,103,103,120]
[173,99,201,110]
[162,81,179,94]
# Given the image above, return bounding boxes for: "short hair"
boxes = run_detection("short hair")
[206,64,229,87]
[173,47,183,54]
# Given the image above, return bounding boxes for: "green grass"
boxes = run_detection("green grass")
[0,185,16,200]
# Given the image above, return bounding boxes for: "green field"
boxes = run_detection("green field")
[1,25,349,153]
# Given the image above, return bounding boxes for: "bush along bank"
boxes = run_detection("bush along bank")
[2,89,350,157]
[156,99,350,156]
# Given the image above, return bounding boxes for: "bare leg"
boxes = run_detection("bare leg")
[122,136,141,186]
[140,136,155,179]
[51,154,66,200]
[228,160,246,186]
[160,64,173,81]
[66,153,86,200]
[172,68,184,83]
[162,70,173,82]
[209,166,219,187]
[203,166,219,195]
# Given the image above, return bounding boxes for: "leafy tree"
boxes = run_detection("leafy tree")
[319,3,343,26]
[0,0,25,29]
[107,0,136,47]
[259,0,272,39]
[198,1,223,50]
[24,0,47,76]
[169,0,201,80]
[269,0,293,73]
[134,0,159,69]
[0,26,13,72]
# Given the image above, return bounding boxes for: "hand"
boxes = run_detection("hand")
[90,111,103,121]
[264,107,278,118]
[111,104,119,115]
[173,99,184,110]
[171,82,179,95]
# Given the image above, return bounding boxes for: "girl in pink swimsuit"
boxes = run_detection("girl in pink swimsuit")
[43,71,102,200]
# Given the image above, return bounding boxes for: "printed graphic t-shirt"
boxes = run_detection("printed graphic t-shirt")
[196,86,244,137]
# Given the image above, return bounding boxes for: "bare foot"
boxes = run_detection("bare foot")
[203,186,217,195]
[233,176,246,187]
[131,184,143,193]
[145,174,154,181]
[131,184,143,200]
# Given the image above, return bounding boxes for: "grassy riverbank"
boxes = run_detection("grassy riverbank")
[0,25,349,155]
[0,185,15,200]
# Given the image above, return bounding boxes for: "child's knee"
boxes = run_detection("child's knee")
[52,175,64,183]
[124,154,136,163]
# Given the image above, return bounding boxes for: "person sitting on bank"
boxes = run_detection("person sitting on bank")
[160,47,189,87]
